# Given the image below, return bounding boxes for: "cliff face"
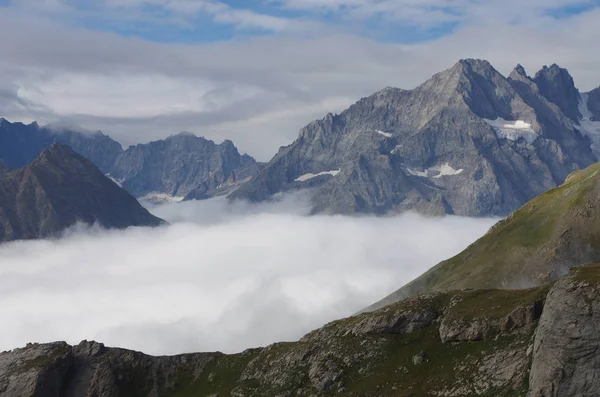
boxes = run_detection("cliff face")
[231,60,598,217]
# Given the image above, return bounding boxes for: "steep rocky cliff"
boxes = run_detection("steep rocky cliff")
[0,144,164,242]
[231,59,599,216]
[2,265,599,397]
[110,133,258,201]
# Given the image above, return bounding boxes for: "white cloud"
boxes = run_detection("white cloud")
[0,196,496,355]
[0,4,599,159]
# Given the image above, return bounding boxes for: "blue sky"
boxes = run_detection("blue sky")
[3,0,598,45]
[1,0,600,158]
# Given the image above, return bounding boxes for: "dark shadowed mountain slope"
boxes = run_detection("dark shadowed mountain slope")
[533,64,582,122]
[110,133,259,201]
[366,160,600,312]
[231,59,599,217]
[0,144,164,242]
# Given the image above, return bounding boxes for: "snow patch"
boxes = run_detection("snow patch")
[295,169,341,182]
[140,192,185,205]
[407,163,463,178]
[376,130,393,138]
[106,174,124,187]
[577,93,600,156]
[484,117,539,144]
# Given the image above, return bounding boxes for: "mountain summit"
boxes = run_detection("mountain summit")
[0,144,164,242]
[231,59,599,216]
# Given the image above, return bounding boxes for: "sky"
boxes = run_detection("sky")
[1,0,600,159]
[0,195,497,355]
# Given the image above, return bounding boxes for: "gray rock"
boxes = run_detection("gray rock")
[533,64,582,122]
[528,266,600,397]
[110,133,258,199]
[231,59,597,216]
[587,86,600,121]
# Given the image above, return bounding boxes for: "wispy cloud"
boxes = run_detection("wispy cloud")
[0,196,496,355]
[6,0,301,32]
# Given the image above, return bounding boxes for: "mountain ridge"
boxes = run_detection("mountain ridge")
[0,143,164,242]
[231,58,599,217]
[0,119,259,203]
[365,159,600,312]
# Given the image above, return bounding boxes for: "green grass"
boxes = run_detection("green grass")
[167,350,262,397]
[399,161,600,296]
[572,263,600,285]
[161,288,544,397]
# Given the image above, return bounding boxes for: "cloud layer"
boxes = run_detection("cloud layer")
[0,197,496,355]
[1,2,600,159]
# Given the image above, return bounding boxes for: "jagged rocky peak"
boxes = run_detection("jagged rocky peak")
[587,86,600,121]
[534,63,582,121]
[232,58,597,217]
[510,63,529,79]
[111,132,259,200]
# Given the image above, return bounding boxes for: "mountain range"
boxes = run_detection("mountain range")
[0,119,259,204]
[0,144,164,242]
[232,60,600,216]
[3,59,600,396]
[2,60,600,217]
[5,139,600,396]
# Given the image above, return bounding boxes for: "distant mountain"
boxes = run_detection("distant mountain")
[0,119,259,203]
[0,118,123,172]
[366,159,600,312]
[231,59,600,216]
[110,133,259,202]
[0,144,164,242]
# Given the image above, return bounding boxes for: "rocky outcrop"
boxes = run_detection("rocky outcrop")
[0,144,164,242]
[587,86,600,121]
[528,265,600,396]
[231,59,597,216]
[533,64,582,122]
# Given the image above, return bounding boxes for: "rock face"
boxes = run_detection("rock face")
[110,133,259,200]
[528,265,600,397]
[231,59,599,216]
[533,64,582,122]
[366,159,600,311]
[0,144,164,242]
[0,119,258,202]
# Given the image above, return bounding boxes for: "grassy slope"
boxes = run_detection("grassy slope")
[367,161,600,311]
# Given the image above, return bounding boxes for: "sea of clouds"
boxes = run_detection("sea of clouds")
[0,195,497,355]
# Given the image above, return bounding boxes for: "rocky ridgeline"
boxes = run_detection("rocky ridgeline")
[2,265,599,397]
